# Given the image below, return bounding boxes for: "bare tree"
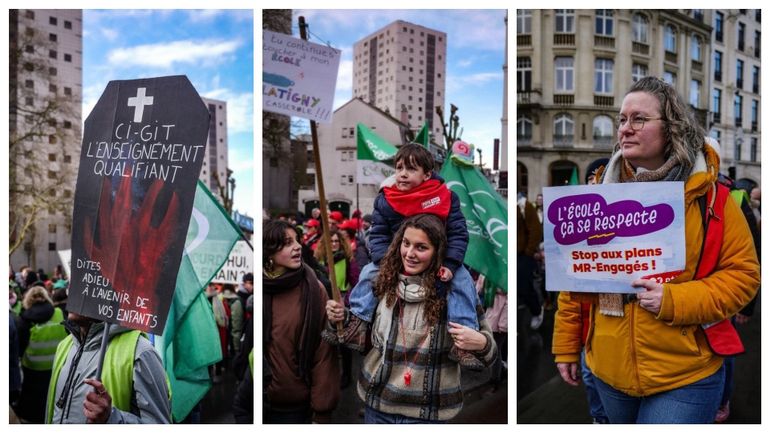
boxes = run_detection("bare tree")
[9,10,78,259]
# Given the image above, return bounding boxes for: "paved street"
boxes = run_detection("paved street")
[517,298,762,423]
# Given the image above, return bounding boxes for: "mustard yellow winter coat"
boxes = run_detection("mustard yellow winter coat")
[553,145,760,397]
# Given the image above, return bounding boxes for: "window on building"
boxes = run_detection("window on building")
[632,63,648,82]
[47,170,56,179]
[714,50,723,81]
[750,137,757,161]
[25,96,33,106]
[49,135,57,144]
[595,10,613,36]
[554,113,574,138]
[24,62,34,72]
[663,71,676,85]
[63,154,71,163]
[754,31,761,57]
[693,9,704,22]
[691,35,701,62]
[49,33,57,42]
[715,12,724,42]
[757,10,762,22]
[735,94,743,126]
[517,116,533,140]
[64,120,72,129]
[738,22,746,51]
[64,53,72,62]
[49,16,57,25]
[689,80,701,106]
[48,154,56,162]
[49,49,57,59]
[735,137,742,161]
[555,57,574,92]
[63,190,72,199]
[632,14,649,43]
[24,79,33,88]
[751,99,758,131]
[753,66,760,93]
[664,25,677,52]
[594,59,613,94]
[64,20,72,29]
[25,45,34,53]
[49,224,57,233]
[25,10,35,19]
[713,88,722,121]
[555,10,575,33]
[49,242,56,251]
[593,115,613,141]
[340,175,348,186]
[49,83,57,93]
[737,60,744,89]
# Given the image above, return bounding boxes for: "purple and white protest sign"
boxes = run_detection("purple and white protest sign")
[543,182,686,293]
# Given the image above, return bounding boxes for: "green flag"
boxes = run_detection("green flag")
[356,122,398,185]
[440,147,507,303]
[569,166,579,185]
[157,180,243,421]
[414,122,430,148]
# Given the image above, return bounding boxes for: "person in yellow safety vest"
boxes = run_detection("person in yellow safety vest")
[16,286,68,423]
[314,228,360,389]
[45,312,171,424]
[233,349,253,423]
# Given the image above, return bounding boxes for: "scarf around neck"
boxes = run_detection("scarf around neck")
[262,263,322,385]
[383,178,451,220]
[397,274,429,303]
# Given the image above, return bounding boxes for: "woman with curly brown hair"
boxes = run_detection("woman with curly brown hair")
[326,214,497,423]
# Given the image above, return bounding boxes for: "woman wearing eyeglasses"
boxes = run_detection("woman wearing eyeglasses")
[553,77,759,423]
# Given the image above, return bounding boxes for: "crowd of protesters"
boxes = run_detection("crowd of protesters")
[9,263,255,424]
[262,143,508,424]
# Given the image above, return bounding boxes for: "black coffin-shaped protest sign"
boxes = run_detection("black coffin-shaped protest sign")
[69,75,209,335]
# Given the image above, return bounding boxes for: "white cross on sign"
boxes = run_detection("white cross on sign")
[127,87,154,123]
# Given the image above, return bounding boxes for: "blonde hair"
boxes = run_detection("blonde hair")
[22,285,53,310]
[620,77,704,175]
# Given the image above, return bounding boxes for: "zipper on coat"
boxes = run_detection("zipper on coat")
[629,304,643,395]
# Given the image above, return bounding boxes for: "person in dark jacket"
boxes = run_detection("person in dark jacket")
[17,286,68,423]
[332,143,482,370]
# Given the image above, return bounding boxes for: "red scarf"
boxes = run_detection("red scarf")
[383,178,451,220]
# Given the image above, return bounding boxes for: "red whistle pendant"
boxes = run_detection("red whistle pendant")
[404,371,412,386]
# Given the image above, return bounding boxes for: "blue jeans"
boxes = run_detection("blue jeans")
[593,364,725,424]
[581,351,608,423]
[349,263,479,329]
[364,406,444,424]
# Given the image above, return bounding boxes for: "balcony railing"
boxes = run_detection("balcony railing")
[752,121,758,132]
[594,35,615,49]
[737,79,743,89]
[632,42,649,55]
[594,95,614,107]
[736,117,743,127]
[593,136,614,149]
[517,34,531,46]
[692,60,703,73]
[713,112,720,124]
[753,83,759,93]
[517,90,542,106]
[553,94,574,105]
[714,71,722,82]
[554,33,575,46]
[553,134,574,147]
[517,135,533,146]
[665,51,677,63]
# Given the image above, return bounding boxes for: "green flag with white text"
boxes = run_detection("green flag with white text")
[356,123,398,185]
[157,180,243,421]
[440,151,508,299]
